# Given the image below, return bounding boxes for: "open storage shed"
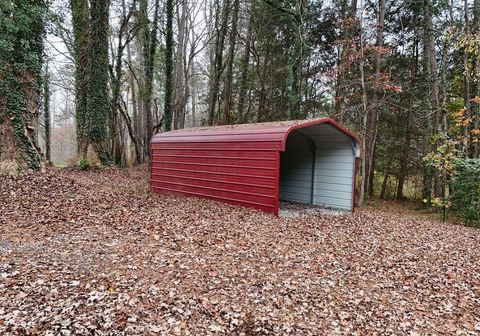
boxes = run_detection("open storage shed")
[151,118,361,215]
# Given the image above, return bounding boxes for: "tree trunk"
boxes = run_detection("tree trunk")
[118,96,142,165]
[288,0,306,120]
[143,0,160,144]
[334,0,347,122]
[358,0,369,206]
[472,0,480,158]
[173,0,188,130]
[396,34,419,200]
[207,0,231,125]
[237,3,254,123]
[0,0,46,170]
[368,153,376,197]
[397,111,412,200]
[87,0,111,162]
[111,25,124,166]
[44,63,51,164]
[110,2,136,167]
[425,2,440,120]
[463,0,471,155]
[70,0,90,159]
[222,0,240,125]
[257,49,270,122]
[190,59,197,127]
[361,0,385,204]
[424,0,442,196]
[164,0,174,131]
[334,0,356,122]
[124,1,143,165]
[397,95,414,199]
[380,164,391,200]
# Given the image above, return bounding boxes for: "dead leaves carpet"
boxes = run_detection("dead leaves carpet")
[1,168,479,335]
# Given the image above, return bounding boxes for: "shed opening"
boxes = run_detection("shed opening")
[280,123,358,211]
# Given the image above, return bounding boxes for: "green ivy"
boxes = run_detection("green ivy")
[451,159,480,226]
[0,0,47,170]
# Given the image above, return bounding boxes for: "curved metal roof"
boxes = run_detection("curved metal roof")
[151,117,361,154]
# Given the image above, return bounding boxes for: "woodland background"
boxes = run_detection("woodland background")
[1,0,480,213]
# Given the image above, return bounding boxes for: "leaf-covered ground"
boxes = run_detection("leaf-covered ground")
[1,168,479,335]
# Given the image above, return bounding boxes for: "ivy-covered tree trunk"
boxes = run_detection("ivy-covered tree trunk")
[70,0,90,159]
[87,0,111,162]
[0,0,46,171]
[70,0,111,164]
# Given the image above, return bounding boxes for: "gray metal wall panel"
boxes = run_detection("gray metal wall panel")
[311,125,354,211]
[312,197,352,210]
[315,161,354,170]
[280,192,311,203]
[279,132,314,203]
[314,175,352,185]
[316,149,353,156]
[315,169,353,178]
[314,183,353,192]
[316,156,354,164]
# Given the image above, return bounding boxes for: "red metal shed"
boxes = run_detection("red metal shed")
[150,118,361,215]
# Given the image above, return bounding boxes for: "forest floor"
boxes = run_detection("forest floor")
[1,167,480,335]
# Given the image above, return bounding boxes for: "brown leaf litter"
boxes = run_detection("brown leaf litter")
[0,167,479,335]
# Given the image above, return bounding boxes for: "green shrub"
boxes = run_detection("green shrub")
[451,159,480,225]
[73,158,91,171]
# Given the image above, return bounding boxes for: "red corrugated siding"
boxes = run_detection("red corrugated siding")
[150,118,361,215]
[150,141,280,214]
